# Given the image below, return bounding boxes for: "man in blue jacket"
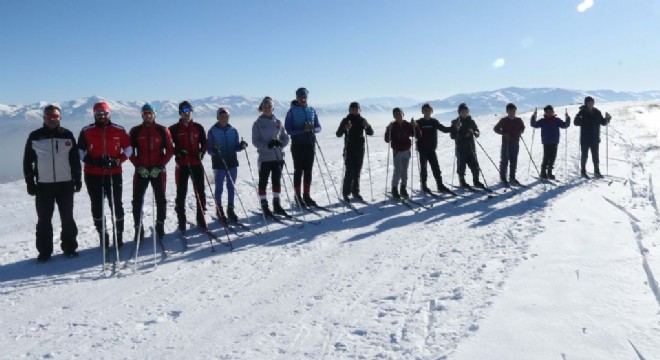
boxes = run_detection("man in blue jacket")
[530,105,571,180]
[285,87,322,208]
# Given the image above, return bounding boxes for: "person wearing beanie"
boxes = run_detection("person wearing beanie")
[335,101,374,202]
[129,103,174,243]
[385,107,421,200]
[252,96,291,218]
[23,105,82,262]
[284,87,322,208]
[530,105,571,180]
[414,103,453,194]
[78,101,133,249]
[574,96,611,178]
[169,101,209,231]
[493,103,525,186]
[207,107,248,224]
[450,103,485,189]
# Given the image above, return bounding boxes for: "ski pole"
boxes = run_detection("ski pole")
[606,118,609,176]
[213,141,254,229]
[314,138,342,202]
[520,136,546,191]
[527,127,535,179]
[384,122,392,200]
[242,147,268,230]
[410,118,415,196]
[451,152,456,188]
[200,163,233,250]
[274,145,307,223]
[365,129,374,202]
[186,159,217,252]
[470,140,494,197]
[100,167,107,275]
[152,187,157,267]
[314,151,336,213]
[474,137,501,175]
[107,171,120,268]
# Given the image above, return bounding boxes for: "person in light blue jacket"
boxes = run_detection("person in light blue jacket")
[284,87,322,208]
[207,107,247,223]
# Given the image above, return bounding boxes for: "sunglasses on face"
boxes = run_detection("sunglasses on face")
[180,107,193,113]
[45,114,61,120]
[95,111,109,116]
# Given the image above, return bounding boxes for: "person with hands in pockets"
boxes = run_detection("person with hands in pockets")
[23,104,82,262]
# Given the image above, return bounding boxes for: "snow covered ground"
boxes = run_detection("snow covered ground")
[1,101,658,359]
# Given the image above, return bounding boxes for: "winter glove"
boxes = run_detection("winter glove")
[150,166,164,178]
[26,179,37,196]
[101,155,120,168]
[267,139,283,149]
[175,149,188,159]
[73,180,82,193]
[239,140,248,149]
[137,166,150,178]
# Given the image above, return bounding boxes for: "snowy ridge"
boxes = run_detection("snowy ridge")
[1,101,659,359]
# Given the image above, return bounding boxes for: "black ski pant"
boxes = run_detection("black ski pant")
[132,171,167,232]
[258,160,284,197]
[456,148,480,183]
[175,164,206,230]
[580,142,600,173]
[343,147,364,197]
[35,182,78,256]
[291,142,315,195]
[85,173,124,241]
[541,144,559,172]
[417,147,442,187]
[499,142,520,180]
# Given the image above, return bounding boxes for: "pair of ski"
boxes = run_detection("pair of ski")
[251,209,311,227]
[452,184,498,199]
[339,199,367,215]
[185,220,234,251]
[119,234,169,272]
[381,195,432,213]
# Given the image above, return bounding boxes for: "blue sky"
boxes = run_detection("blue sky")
[2,0,659,105]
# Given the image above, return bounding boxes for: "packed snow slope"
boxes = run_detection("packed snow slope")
[1,101,658,359]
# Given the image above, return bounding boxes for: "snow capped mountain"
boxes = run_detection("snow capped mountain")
[410,87,660,119]
[2,87,659,124]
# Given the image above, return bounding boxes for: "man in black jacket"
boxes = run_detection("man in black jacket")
[450,103,485,189]
[23,105,82,262]
[335,102,374,202]
[574,96,611,178]
[415,103,453,193]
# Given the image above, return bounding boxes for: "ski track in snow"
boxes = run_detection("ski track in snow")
[2,101,660,359]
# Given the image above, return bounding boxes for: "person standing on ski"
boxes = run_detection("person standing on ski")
[414,103,452,194]
[23,105,82,262]
[78,101,132,249]
[128,103,174,243]
[252,96,290,217]
[574,96,611,178]
[169,101,208,231]
[385,107,420,199]
[530,105,571,180]
[450,103,485,189]
[284,87,322,208]
[207,107,248,224]
[335,101,374,202]
[493,103,525,186]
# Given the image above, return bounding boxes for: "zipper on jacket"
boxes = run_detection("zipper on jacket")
[51,136,57,182]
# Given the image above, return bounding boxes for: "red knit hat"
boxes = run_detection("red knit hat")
[93,102,110,113]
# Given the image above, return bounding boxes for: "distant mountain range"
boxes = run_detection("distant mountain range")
[2,87,660,124]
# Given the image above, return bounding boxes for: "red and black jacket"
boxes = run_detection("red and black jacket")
[168,119,207,166]
[78,122,132,175]
[129,123,174,169]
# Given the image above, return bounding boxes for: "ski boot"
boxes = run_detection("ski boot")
[303,193,318,207]
[399,185,410,199]
[261,200,274,217]
[227,204,238,223]
[272,198,289,216]
[391,186,401,200]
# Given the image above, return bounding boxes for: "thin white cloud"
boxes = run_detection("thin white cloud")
[492,58,505,69]
[577,0,594,13]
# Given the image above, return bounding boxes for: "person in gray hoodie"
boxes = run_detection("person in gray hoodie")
[252,97,291,217]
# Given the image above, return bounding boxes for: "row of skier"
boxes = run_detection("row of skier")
[23,87,612,262]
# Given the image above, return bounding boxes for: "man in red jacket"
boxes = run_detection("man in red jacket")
[384,107,420,200]
[169,101,208,232]
[129,103,174,243]
[78,101,132,248]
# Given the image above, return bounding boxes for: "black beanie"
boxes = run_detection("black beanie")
[179,101,193,112]
[543,105,554,112]
[506,103,517,111]
[584,96,594,105]
[457,103,468,113]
